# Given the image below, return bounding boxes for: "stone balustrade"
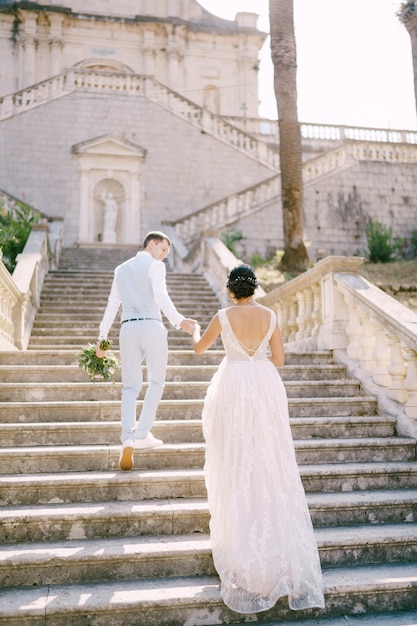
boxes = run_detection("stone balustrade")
[200,237,266,308]
[164,174,280,244]
[0,256,21,350]
[0,69,279,170]
[5,69,417,173]
[302,145,349,183]
[0,219,63,350]
[351,141,417,163]
[260,255,417,438]
[223,116,417,145]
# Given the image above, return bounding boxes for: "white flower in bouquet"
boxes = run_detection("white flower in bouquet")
[78,339,121,382]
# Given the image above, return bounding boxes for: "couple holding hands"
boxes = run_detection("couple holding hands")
[96,230,325,616]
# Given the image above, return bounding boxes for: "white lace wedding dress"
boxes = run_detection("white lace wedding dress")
[202,308,325,614]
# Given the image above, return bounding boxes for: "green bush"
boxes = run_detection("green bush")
[249,252,267,268]
[0,201,40,273]
[409,229,417,259]
[221,228,245,256]
[365,222,397,263]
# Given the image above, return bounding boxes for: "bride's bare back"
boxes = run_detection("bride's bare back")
[225,305,272,355]
[193,302,285,367]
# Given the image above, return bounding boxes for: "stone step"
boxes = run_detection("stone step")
[0,363,348,383]
[37,297,220,311]
[0,400,145,424]
[44,272,208,281]
[1,492,417,545]
[255,611,417,626]
[37,300,218,311]
[44,273,206,281]
[0,563,416,625]
[0,397,378,422]
[0,438,414,475]
[0,380,363,402]
[0,416,397,447]
[27,337,221,348]
[0,349,334,366]
[1,524,417,589]
[0,349,225,366]
[40,287,219,300]
[30,315,215,328]
[1,462,417,507]
[0,364,219,383]
[4,250,416,625]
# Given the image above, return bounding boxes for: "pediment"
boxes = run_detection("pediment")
[72,135,146,158]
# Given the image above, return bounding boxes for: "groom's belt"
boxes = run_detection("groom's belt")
[121,317,160,324]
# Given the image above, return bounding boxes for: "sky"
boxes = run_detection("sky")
[198,0,417,131]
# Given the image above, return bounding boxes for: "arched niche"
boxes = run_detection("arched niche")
[72,134,147,245]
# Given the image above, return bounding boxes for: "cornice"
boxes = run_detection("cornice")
[0,2,266,37]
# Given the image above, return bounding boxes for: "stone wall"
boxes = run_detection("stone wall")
[0,89,272,246]
[231,157,417,262]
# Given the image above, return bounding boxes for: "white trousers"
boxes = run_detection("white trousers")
[119,319,168,443]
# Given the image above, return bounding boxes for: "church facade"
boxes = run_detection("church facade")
[0,0,274,250]
[0,0,264,118]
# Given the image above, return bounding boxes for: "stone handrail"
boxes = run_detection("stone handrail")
[0,219,63,350]
[164,173,281,244]
[0,255,22,350]
[222,116,417,145]
[259,256,417,439]
[200,237,265,308]
[0,69,278,170]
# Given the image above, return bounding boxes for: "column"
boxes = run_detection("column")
[19,12,38,89]
[21,35,38,88]
[143,30,155,76]
[49,13,64,77]
[167,47,179,89]
[49,39,63,77]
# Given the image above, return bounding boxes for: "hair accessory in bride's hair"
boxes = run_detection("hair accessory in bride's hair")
[230,275,258,287]
[226,264,258,293]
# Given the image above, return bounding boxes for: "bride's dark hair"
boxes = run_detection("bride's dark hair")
[227,264,258,299]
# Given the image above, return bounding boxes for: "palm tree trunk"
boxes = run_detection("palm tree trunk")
[398,2,417,121]
[269,0,309,270]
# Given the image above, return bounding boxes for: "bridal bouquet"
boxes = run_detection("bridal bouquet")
[78,339,121,382]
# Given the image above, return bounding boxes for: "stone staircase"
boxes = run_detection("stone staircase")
[0,247,417,625]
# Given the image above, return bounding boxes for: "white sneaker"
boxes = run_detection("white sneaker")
[134,433,163,449]
[119,438,134,470]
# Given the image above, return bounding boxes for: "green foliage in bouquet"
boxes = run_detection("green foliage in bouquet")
[78,339,121,382]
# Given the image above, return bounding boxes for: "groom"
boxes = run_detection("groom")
[96,231,197,470]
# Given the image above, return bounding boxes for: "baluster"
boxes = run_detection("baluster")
[357,308,375,373]
[295,290,307,340]
[371,321,391,387]
[303,287,315,339]
[344,295,362,360]
[310,284,322,340]
[387,334,407,404]
[277,301,289,343]
[403,346,417,419]
[287,297,298,343]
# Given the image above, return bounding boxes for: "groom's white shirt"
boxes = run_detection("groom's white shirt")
[98,251,185,340]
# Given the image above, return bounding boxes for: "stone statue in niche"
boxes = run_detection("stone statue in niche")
[101,190,118,243]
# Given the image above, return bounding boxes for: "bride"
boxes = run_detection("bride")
[192,264,325,615]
